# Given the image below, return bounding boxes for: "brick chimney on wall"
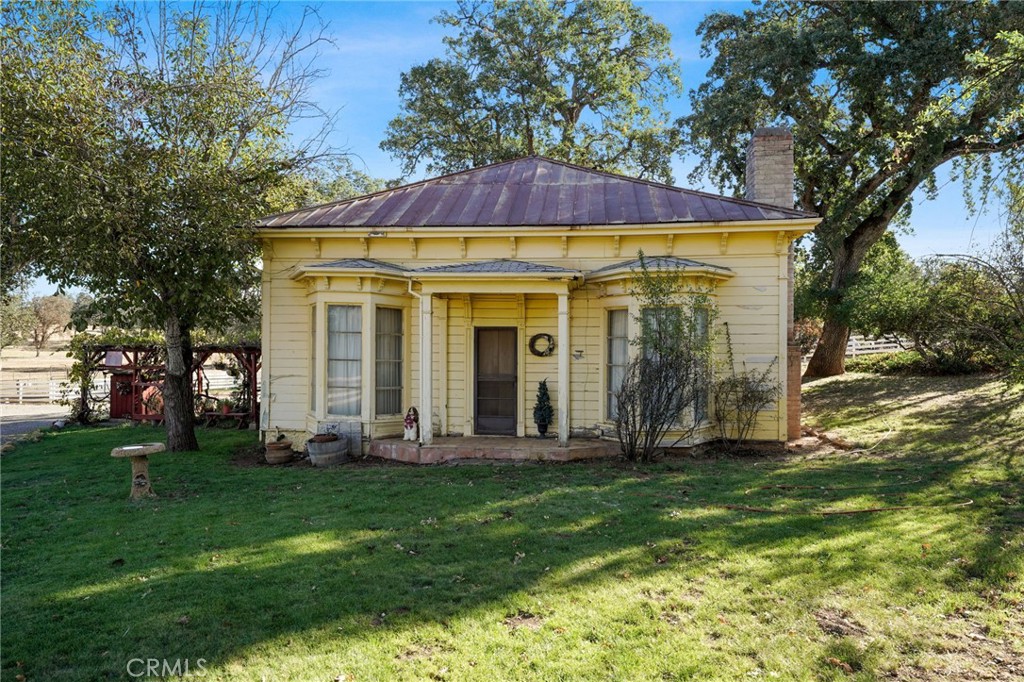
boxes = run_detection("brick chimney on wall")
[745,127,794,208]
[745,127,801,441]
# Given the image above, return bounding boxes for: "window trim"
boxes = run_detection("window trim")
[637,303,713,428]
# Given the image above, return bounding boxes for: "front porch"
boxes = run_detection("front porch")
[369,436,621,465]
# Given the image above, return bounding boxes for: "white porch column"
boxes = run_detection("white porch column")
[557,292,570,446]
[419,293,434,445]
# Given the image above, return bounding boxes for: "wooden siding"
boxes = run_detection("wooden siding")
[262,228,796,445]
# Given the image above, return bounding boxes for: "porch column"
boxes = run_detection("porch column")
[557,292,570,446]
[420,293,434,445]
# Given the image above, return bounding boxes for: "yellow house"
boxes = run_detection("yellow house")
[257,129,819,459]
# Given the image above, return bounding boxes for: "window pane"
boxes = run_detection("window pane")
[375,308,403,415]
[609,309,628,337]
[694,308,709,423]
[607,309,628,419]
[327,305,361,416]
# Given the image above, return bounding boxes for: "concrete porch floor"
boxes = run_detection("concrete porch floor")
[369,436,621,464]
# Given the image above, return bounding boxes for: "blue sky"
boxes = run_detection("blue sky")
[286,0,1008,255]
[28,0,1008,296]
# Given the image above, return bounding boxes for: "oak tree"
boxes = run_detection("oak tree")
[29,294,73,357]
[682,2,1024,376]
[381,0,682,182]
[0,294,34,350]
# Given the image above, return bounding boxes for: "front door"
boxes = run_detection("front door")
[475,328,517,435]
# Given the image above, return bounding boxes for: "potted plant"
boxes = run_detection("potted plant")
[217,398,233,415]
[532,379,554,437]
[264,430,293,465]
[306,431,349,467]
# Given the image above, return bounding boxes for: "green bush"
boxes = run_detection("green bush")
[846,350,994,376]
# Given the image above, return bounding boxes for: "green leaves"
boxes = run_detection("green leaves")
[1,1,336,331]
[2,1,338,447]
[683,2,1024,375]
[381,0,682,182]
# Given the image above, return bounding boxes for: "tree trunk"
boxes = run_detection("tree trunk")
[804,316,850,377]
[163,315,199,451]
[804,234,871,378]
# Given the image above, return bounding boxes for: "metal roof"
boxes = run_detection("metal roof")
[590,256,732,275]
[308,258,409,271]
[258,156,815,229]
[415,259,579,274]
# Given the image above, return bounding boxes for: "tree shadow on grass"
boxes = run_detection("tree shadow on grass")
[1,407,1021,679]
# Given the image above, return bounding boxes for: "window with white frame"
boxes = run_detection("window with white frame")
[640,305,711,424]
[375,307,403,415]
[327,305,362,416]
[606,309,629,419]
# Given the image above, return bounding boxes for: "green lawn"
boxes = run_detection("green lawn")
[2,374,1022,681]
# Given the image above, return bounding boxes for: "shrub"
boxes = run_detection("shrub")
[613,253,714,462]
[845,350,994,376]
[711,325,781,448]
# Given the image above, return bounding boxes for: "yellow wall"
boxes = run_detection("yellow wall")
[261,226,807,448]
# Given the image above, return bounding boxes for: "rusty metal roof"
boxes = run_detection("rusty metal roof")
[258,156,815,229]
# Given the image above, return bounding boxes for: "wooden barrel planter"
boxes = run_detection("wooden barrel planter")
[264,438,293,465]
[307,433,349,467]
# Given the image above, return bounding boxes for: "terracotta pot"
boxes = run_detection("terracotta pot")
[265,448,293,465]
[264,439,293,465]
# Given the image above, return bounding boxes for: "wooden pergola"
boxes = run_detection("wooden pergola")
[84,342,261,428]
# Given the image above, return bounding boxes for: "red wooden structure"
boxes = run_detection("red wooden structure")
[86,343,261,428]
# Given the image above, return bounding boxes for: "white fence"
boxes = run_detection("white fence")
[845,335,907,357]
[0,377,106,405]
[0,372,243,405]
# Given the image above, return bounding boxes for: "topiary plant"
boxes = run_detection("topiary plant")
[532,379,554,436]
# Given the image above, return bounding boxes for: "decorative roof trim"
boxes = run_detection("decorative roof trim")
[414,259,579,275]
[587,256,734,283]
[290,258,410,281]
[309,258,409,271]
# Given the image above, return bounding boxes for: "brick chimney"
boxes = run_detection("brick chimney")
[745,127,794,208]
[746,127,800,441]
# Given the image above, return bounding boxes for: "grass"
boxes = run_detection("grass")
[2,374,1022,681]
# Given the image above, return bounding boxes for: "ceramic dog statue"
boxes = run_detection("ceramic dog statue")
[403,407,419,441]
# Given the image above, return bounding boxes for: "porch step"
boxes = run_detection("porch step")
[369,436,620,464]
